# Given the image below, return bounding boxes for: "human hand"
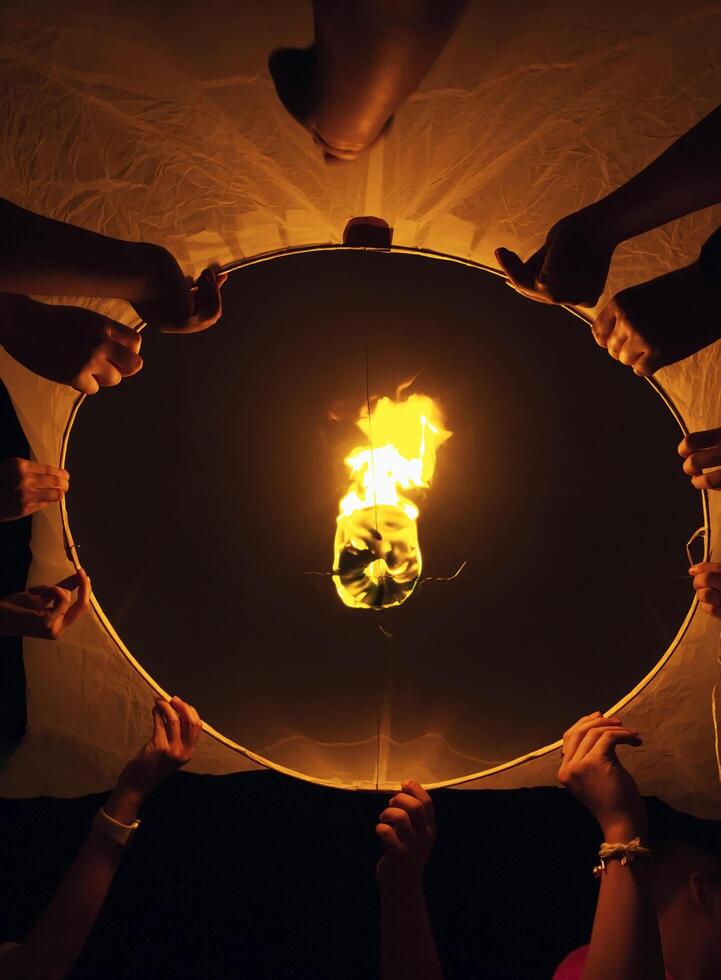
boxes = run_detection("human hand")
[558,712,646,840]
[495,206,616,308]
[678,426,721,491]
[0,568,91,639]
[685,563,721,618]
[376,780,436,888]
[592,261,721,377]
[131,247,228,334]
[1,297,143,394]
[112,696,202,807]
[0,457,69,521]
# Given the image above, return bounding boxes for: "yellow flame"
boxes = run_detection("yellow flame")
[332,393,451,610]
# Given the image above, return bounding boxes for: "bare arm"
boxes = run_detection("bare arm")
[379,880,443,980]
[583,846,661,980]
[376,780,443,980]
[0,697,202,980]
[0,789,140,980]
[0,198,154,302]
[0,199,226,333]
[496,104,721,307]
[558,712,665,980]
[595,105,721,245]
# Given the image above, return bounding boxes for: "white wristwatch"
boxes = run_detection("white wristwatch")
[92,806,141,847]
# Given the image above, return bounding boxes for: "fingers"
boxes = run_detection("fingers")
[389,780,435,834]
[387,792,429,836]
[169,695,202,751]
[22,460,70,486]
[0,457,69,520]
[107,322,143,355]
[689,471,721,491]
[681,449,721,492]
[76,372,100,396]
[562,711,617,761]
[591,304,615,346]
[575,725,642,762]
[106,341,144,378]
[681,446,721,477]
[90,357,122,390]
[630,351,656,378]
[496,248,533,290]
[29,584,72,609]
[80,319,144,394]
[375,821,405,857]
[378,806,414,844]
[41,587,73,638]
[155,698,182,747]
[61,568,91,629]
[191,266,226,329]
[678,427,721,459]
[401,780,434,823]
[151,703,170,751]
[677,430,721,490]
[689,563,721,618]
[592,301,655,376]
[31,488,66,504]
[699,601,721,618]
[495,247,549,303]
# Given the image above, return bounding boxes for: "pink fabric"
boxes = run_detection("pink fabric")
[553,945,674,979]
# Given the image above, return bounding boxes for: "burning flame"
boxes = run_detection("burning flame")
[332,393,451,610]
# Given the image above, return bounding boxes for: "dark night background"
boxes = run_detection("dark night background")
[0,772,604,980]
[0,249,712,978]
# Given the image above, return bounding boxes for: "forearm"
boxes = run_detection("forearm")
[379,880,443,980]
[0,787,143,980]
[582,824,664,980]
[0,198,154,302]
[592,105,721,246]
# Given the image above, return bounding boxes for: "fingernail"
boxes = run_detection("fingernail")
[689,565,699,574]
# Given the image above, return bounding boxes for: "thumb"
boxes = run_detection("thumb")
[495,247,530,289]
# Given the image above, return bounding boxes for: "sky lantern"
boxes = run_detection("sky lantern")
[0,0,719,818]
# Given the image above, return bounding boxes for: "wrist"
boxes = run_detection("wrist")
[599,817,648,843]
[579,199,626,251]
[120,242,174,305]
[105,782,146,824]
[378,868,425,895]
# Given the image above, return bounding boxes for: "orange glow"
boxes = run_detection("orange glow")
[332,393,451,610]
